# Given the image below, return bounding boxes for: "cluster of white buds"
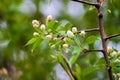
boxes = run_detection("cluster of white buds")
[32,20,40,28]
[63,43,69,48]
[67,30,74,38]
[80,30,86,37]
[72,27,77,33]
[33,32,39,36]
[40,24,46,30]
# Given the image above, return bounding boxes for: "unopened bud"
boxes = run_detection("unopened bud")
[63,44,69,48]
[67,30,74,38]
[40,24,46,30]
[80,30,86,37]
[46,34,52,40]
[63,37,66,42]
[33,32,39,36]
[107,46,113,53]
[32,20,39,28]
[116,73,120,77]
[53,37,58,41]
[47,15,53,21]
[72,27,77,33]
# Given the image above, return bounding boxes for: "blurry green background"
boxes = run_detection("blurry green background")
[0,0,120,80]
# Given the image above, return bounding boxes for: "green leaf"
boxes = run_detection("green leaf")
[66,38,74,44]
[56,52,63,63]
[94,58,105,68]
[81,66,99,77]
[75,64,81,80]
[46,20,56,29]
[57,22,73,31]
[113,64,120,73]
[47,21,62,32]
[32,38,42,49]
[64,23,73,30]
[85,36,99,44]
[73,35,81,46]
[26,37,38,46]
[69,49,81,66]
[71,46,81,55]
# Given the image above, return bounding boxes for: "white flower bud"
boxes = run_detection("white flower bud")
[47,15,53,21]
[40,24,45,30]
[72,27,77,33]
[80,30,86,37]
[63,44,69,48]
[33,32,39,36]
[33,24,39,28]
[53,37,58,41]
[46,34,52,40]
[116,73,120,77]
[67,30,74,38]
[63,37,66,42]
[107,46,113,53]
[32,20,39,28]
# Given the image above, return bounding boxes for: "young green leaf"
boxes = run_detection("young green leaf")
[69,54,79,66]
[26,37,39,46]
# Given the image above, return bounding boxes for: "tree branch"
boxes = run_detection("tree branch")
[105,33,120,40]
[78,28,99,33]
[72,0,98,6]
[96,0,113,80]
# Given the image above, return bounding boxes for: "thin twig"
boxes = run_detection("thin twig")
[105,33,120,40]
[62,57,77,80]
[72,0,98,6]
[83,49,103,53]
[78,28,99,33]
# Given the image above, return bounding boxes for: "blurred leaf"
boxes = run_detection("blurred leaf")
[85,36,99,44]
[57,22,73,31]
[26,37,39,46]
[73,35,81,46]
[32,38,42,49]
[69,48,81,66]
[66,38,74,44]
[75,64,81,80]
[71,46,81,55]
[81,66,99,77]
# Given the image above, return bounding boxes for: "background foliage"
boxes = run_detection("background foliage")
[0,0,120,80]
